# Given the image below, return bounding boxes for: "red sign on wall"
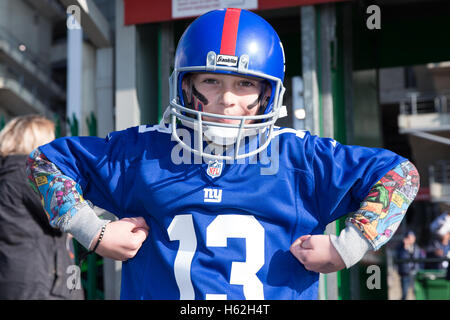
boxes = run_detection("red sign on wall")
[124,0,348,25]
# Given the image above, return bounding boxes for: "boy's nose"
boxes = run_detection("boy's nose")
[221,89,238,106]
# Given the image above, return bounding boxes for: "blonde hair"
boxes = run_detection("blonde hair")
[0,115,55,157]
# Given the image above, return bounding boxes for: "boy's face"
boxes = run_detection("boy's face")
[182,73,271,124]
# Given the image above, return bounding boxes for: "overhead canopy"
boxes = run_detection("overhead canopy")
[123,0,348,25]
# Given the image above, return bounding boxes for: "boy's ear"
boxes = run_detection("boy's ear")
[181,73,194,91]
[181,77,192,105]
[260,83,272,111]
[264,82,272,99]
[181,78,190,92]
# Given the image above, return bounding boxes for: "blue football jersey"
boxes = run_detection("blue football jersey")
[39,124,406,300]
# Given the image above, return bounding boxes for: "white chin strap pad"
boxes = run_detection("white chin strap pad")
[204,126,240,146]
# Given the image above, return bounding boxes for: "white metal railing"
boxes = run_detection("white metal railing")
[400,92,450,115]
[0,63,50,109]
[430,160,450,184]
[0,26,66,100]
[429,161,450,203]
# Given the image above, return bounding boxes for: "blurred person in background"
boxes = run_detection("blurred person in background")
[0,115,83,300]
[396,230,423,300]
[426,233,449,270]
[426,208,450,270]
[430,208,450,239]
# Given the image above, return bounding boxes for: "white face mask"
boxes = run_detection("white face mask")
[167,67,286,160]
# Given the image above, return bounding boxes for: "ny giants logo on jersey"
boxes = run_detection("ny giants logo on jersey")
[203,188,222,203]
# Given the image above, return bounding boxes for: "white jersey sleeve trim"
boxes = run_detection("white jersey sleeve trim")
[271,127,306,139]
[138,124,172,134]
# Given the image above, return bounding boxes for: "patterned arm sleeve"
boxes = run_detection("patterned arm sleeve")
[26,148,110,249]
[330,160,420,268]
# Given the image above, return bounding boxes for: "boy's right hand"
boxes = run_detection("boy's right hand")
[90,217,149,261]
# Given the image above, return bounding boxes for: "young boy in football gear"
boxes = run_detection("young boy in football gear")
[27,8,419,299]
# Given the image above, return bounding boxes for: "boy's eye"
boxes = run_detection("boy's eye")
[239,80,256,87]
[202,78,218,84]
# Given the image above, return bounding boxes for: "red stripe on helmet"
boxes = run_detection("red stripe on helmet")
[220,8,241,56]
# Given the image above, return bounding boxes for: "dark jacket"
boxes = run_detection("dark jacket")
[396,242,423,276]
[0,155,83,299]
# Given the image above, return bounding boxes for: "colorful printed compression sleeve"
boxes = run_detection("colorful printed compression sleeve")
[26,148,109,249]
[330,160,420,268]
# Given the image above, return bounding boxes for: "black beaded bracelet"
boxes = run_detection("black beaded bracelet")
[91,223,107,253]
[78,222,109,267]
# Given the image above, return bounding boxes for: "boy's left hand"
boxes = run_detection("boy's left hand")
[290,235,346,274]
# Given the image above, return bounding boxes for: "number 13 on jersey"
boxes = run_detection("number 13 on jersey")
[167,214,265,300]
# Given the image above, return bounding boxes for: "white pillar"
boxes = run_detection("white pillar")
[96,48,115,137]
[319,4,335,140]
[301,6,320,136]
[82,42,96,136]
[320,4,339,301]
[301,4,339,300]
[67,15,83,135]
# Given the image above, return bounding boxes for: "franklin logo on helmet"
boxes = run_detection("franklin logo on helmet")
[216,54,238,66]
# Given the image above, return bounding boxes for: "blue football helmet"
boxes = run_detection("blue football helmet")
[165,8,286,160]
